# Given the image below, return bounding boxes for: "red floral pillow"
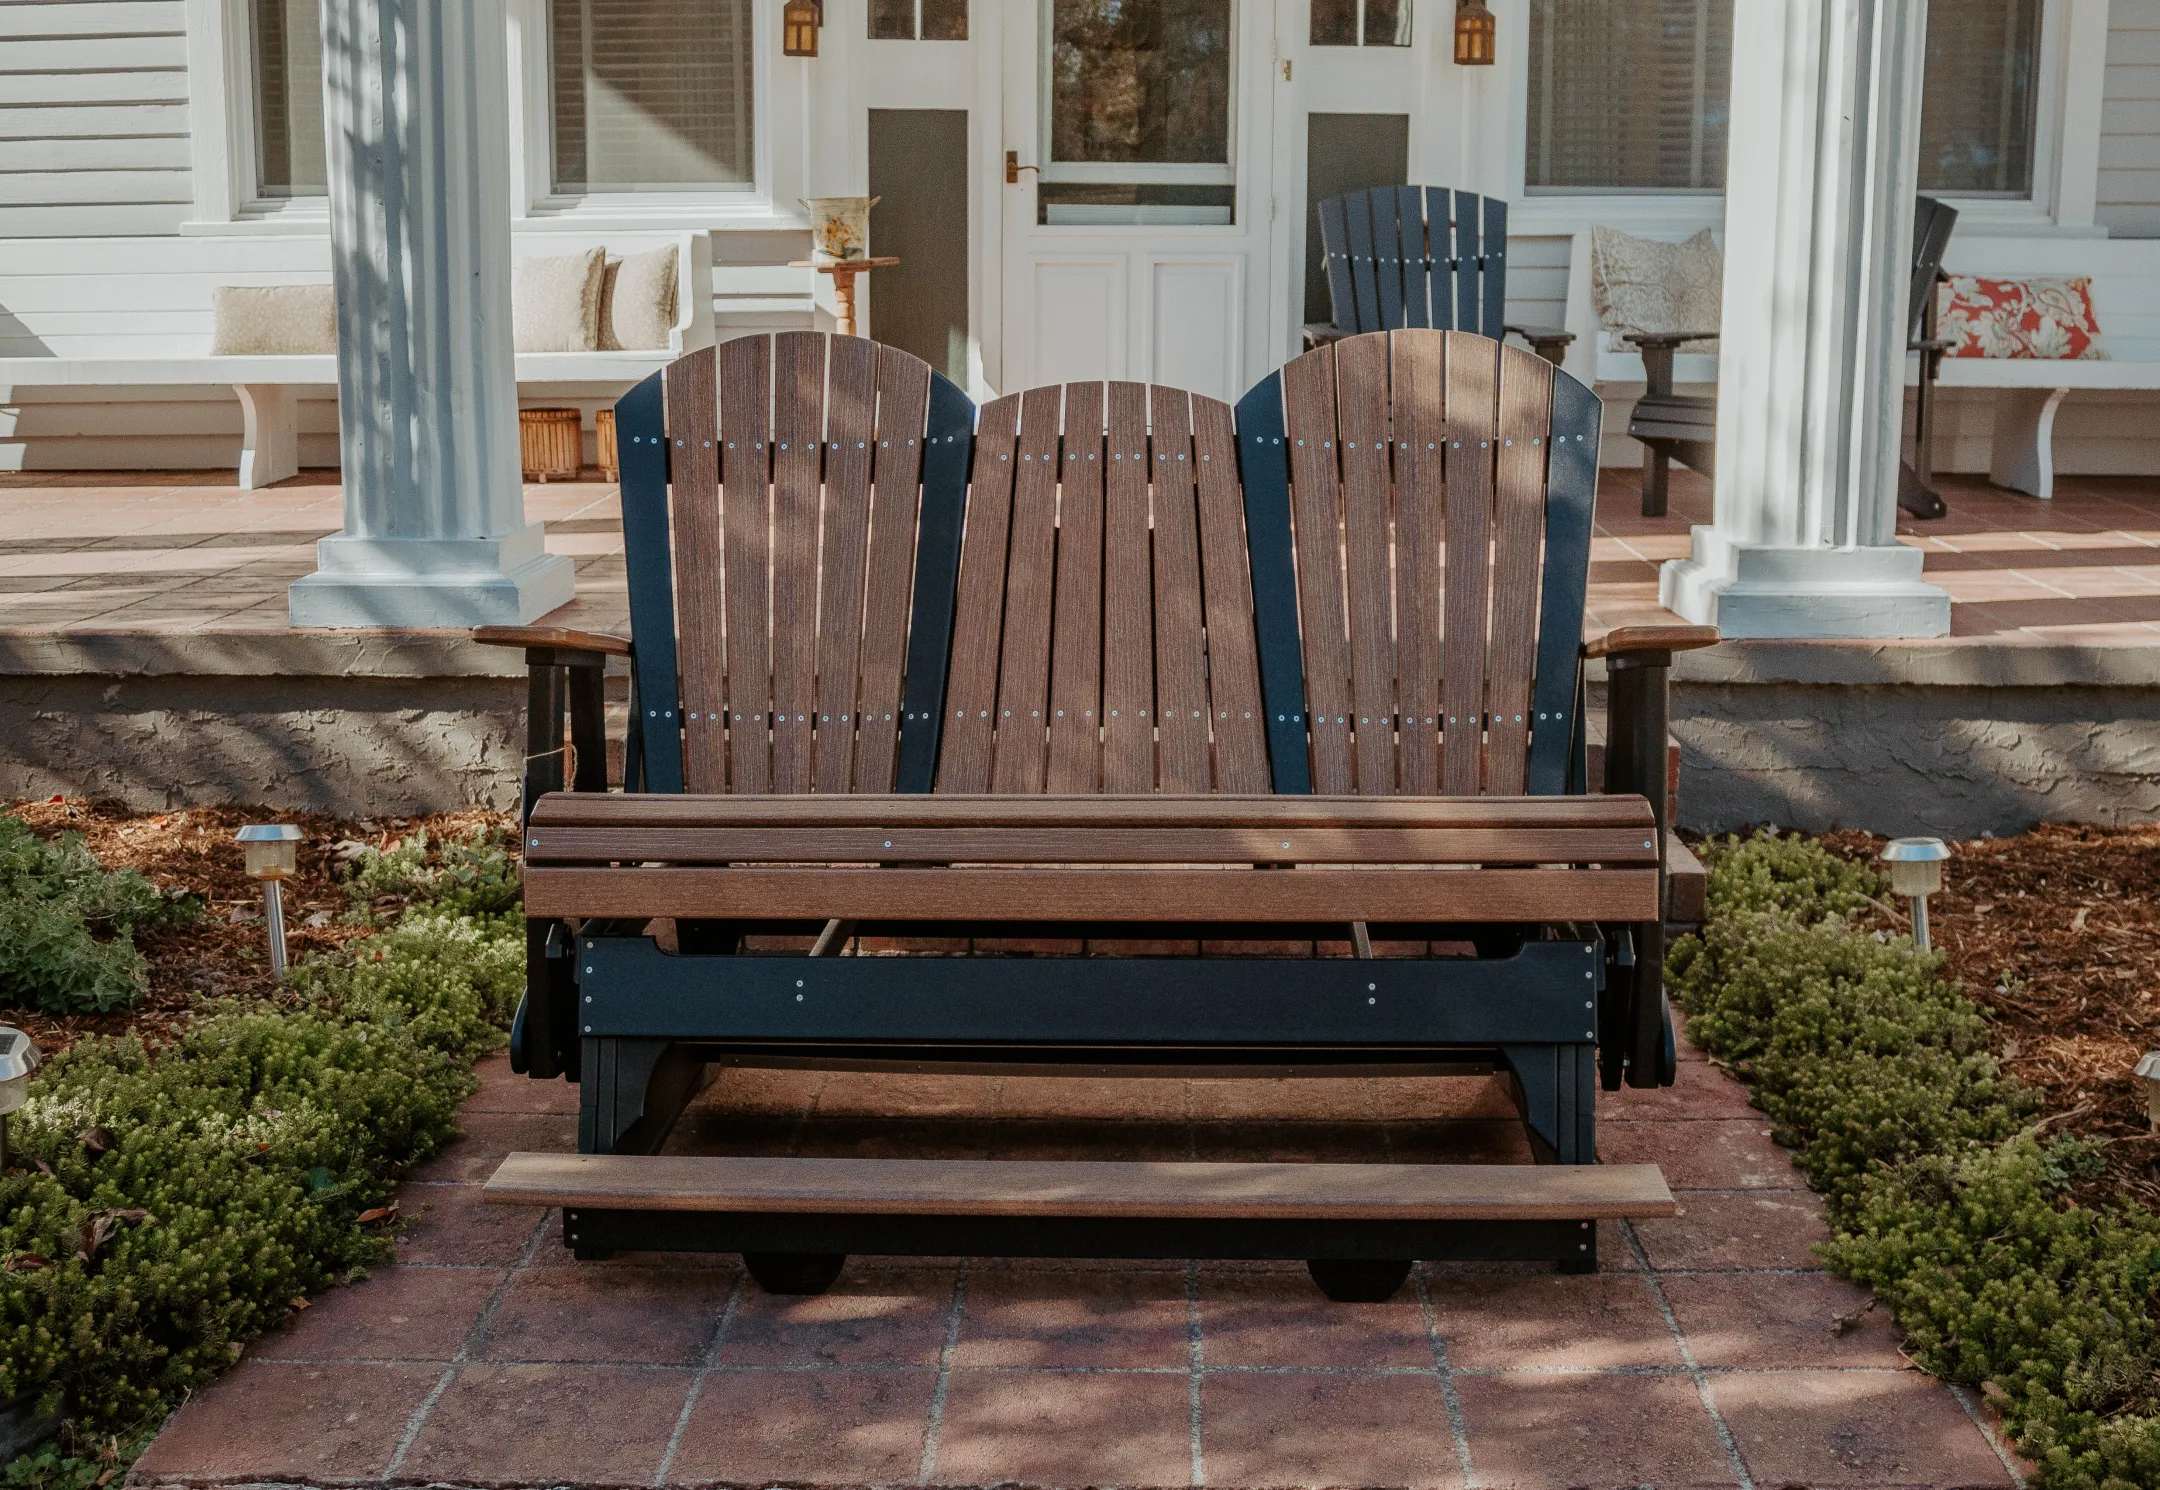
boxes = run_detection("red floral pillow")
[1937,276,2108,360]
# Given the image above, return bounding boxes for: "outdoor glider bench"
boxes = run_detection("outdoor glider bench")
[474,327,1714,1301]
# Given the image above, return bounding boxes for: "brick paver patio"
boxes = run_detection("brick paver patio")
[131,1032,2028,1490]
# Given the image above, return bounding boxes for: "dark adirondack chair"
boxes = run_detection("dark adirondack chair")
[1628,194,1962,518]
[475,328,1712,1302]
[1309,187,1574,364]
[1900,194,1959,520]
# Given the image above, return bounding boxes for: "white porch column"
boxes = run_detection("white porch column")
[1659,0,1950,638]
[289,0,573,628]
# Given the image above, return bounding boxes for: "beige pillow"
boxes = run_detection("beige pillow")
[513,247,606,352]
[210,284,337,355]
[598,245,679,351]
[1591,226,1723,351]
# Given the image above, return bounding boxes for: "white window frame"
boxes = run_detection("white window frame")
[1498,0,2111,240]
[182,0,329,230]
[183,0,809,234]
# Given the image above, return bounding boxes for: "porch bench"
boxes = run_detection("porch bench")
[0,231,713,488]
[478,327,1716,1300]
[1935,357,2160,501]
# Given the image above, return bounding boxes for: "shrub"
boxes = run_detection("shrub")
[340,826,521,920]
[1675,829,2160,1490]
[0,828,520,1447]
[0,815,196,1014]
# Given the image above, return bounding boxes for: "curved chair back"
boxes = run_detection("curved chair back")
[1316,187,1509,340]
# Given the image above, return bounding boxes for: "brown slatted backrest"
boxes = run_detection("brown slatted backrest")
[665,331,935,793]
[1277,329,1557,795]
[936,383,1270,794]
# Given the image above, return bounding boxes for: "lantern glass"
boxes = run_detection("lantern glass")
[0,1026,38,1116]
[1454,1,1495,64]
[236,824,302,881]
[784,0,820,56]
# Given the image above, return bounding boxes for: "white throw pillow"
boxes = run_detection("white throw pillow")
[598,245,679,352]
[210,284,337,355]
[1591,226,1723,351]
[513,247,606,352]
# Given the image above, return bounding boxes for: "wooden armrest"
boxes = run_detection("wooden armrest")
[1621,331,1718,349]
[473,625,632,656]
[1582,625,1720,660]
[1504,322,1575,344]
[1910,337,1954,353]
[1303,322,1350,348]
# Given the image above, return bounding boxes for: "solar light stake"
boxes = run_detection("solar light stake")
[235,824,303,979]
[0,1026,40,1173]
[2138,1052,2160,1131]
[1880,837,1951,952]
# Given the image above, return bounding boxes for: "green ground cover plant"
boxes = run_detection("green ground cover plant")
[0,816,196,1015]
[0,820,522,1461]
[1673,830,2160,1490]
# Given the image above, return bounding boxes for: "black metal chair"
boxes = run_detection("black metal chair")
[1899,195,1959,520]
[1308,187,1573,364]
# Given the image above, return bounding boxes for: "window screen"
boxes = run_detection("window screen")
[551,0,755,192]
[253,0,326,196]
[1917,0,2040,196]
[1525,0,1731,192]
[871,0,967,40]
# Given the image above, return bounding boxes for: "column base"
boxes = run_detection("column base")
[1660,526,1951,639]
[288,522,576,628]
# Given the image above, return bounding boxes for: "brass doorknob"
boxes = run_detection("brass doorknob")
[1005,151,1041,185]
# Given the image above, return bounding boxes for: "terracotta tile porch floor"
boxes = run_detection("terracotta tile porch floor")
[129,1034,2029,1490]
[3,464,2159,645]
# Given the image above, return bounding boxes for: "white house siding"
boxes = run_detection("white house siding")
[0,3,193,245]
[2101,0,2160,237]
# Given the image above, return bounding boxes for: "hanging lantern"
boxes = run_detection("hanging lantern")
[784,0,821,57]
[1453,0,1495,65]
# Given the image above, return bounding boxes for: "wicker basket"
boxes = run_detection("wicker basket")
[519,408,581,483]
[595,407,619,483]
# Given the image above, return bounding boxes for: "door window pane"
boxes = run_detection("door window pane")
[871,0,968,40]
[1050,0,1231,165]
[253,0,326,196]
[551,0,755,191]
[1312,0,1408,46]
[1525,0,1731,192]
[1918,0,2040,196]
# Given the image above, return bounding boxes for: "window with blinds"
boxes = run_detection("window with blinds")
[1525,0,1731,193]
[1917,0,2040,196]
[252,0,327,196]
[550,0,755,192]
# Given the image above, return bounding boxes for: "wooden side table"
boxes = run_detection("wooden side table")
[791,256,900,337]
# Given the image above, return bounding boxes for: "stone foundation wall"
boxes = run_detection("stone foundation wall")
[0,634,529,816]
[6,634,2157,836]
[1662,643,2160,838]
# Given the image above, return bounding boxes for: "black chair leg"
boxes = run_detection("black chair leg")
[1641,446,1669,518]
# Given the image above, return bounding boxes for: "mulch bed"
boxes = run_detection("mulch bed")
[1817,825,2160,1205]
[8,800,2157,1204]
[0,798,514,1059]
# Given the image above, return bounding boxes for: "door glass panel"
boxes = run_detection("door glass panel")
[1043,0,1234,223]
[1311,0,1410,46]
[1049,0,1231,165]
[1310,0,1358,45]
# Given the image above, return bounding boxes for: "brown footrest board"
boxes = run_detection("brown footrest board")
[483,1153,1675,1222]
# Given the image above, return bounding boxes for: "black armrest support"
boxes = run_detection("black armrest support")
[1594,626,1717,1092]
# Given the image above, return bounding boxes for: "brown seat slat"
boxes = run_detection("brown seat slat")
[1047,384,1107,793]
[1102,382,1156,792]
[1282,350,1355,794]
[1149,387,1212,794]
[1394,333,1445,794]
[1191,397,1270,793]
[529,792,1655,830]
[665,347,725,793]
[525,825,1658,865]
[1337,334,1398,794]
[484,1153,1677,1221]
[1483,346,1555,794]
[938,393,1020,792]
[769,331,825,792]
[1442,333,1498,794]
[851,347,932,789]
[989,385,1064,793]
[811,336,878,794]
[718,335,774,793]
[522,865,1658,922]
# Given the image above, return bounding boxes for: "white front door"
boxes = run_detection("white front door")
[997,0,1278,402]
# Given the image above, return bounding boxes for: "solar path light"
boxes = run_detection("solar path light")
[235,824,303,979]
[0,1025,40,1173]
[2138,1052,2160,1132]
[1880,836,1951,952]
